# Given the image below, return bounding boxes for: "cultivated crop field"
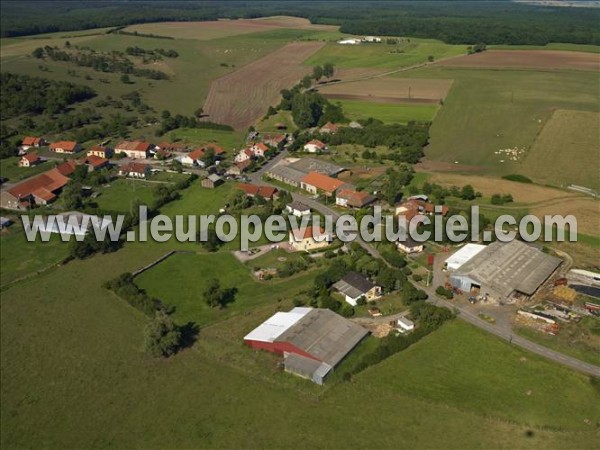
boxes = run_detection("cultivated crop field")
[331,99,438,123]
[202,41,324,128]
[438,50,600,71]
[123,16,339,40]
[317,77,453,103]
[520,110,600,191]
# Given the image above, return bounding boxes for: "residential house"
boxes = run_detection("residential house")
[249,142,269,158]
[300,172,348,197]
[234,148,255,163]
[319,122,338,134]
[50,141,80,154]
[335,189,376,208]
[397,236,424,254]
[19,153,42,168]
[226,159,252,176]
[84,155,109,171]
[237,183,278,200]
[395,199,448,220]
[87,145,112,159]
[21,136,45,150]
[286,201,310,217]
[262,134,286,148]
[118,162,150,178]
[289,226,334,252]
[333,271,382,306]
[115,140,152,159]
[1,167,71,209]
[201,174,223,189]
[303,139,327,153]
[181,148,205,167]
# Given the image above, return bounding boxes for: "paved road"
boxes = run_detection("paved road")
[251,153,600,377]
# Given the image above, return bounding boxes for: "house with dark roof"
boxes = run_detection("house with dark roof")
[285,201,310,217]
[244,307,369,384]
[333,271,382,306]
[118,162,150,178]
[397,236,425,254]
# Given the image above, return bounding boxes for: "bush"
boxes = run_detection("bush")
[435,286,454,300]
[502,174,532,183]
[144,311,182,357]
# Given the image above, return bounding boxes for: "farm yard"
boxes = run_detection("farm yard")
[520,110,600,191]
[201,41,324,128]
[438,50,600,71]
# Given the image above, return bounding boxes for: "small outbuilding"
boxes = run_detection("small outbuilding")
[202,174,223,189]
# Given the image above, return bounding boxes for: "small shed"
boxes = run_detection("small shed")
[0,216,13,229]
[202,174,223,189]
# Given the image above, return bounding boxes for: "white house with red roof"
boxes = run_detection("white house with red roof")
[288,226,334,252]
[234,148,255,163]
[249,142,270,158]
[303,139,327,153]
[50,141,80,154]
[18,153,42,168]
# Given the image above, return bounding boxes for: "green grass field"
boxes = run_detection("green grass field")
[0,157,53,182]
[306,39,468,70]
[396,67,600,173]
[333,99,438,123]
[167,127,245,150]
[93,178,157,212]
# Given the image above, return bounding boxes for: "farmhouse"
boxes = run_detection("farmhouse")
[449,240,562,302]
[1,167,71,209]
[19,153,41,168]
[226,159,252,176]
[115,140,152,159]
[335,189,376,208]
[396,199,448,219]
[300,172,349,196]
[21,136,45,149]
[237,183,278,200]
[333,271,382,306]
[286,201,310,217]
[249,142,270,158]
[118,162,150,178]
[202,174,223,189]
[261,133,287,148]
[181,149,205,167]
[319,122,338,134]
[244,307,369,384]
[234,148,255,163]
[289,226,334,251]
[397,236,424,254]
[304,139,328,153]
[87,145,112,159]
[50,141,80,154]
[444,243,487,271]
[84,155,109,171]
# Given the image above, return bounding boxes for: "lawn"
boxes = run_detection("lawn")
[0,156,53,183]
[333,99,438,123]
[165,127,245,151]
[365,320,600,430]
[0,220,70,287]
[135,251,317,326]
[396,67,600,174]
[256,110,298,132]
[93,178,157,213]
[306,38,468,70]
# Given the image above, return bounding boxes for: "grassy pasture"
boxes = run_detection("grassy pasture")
[93,178,157,212]
[398,67,600,173]
[0,157,53,182]
[135,251,316,326]
[306,39,468,70]
[520,109,600,191]
[165,127,245,150]
[333,99,438,123]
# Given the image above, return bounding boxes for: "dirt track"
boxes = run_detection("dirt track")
[202,42,324,129]
[438,50,600,71]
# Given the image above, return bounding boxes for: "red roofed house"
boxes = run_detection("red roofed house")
[300,172,348,197]
[289,226,334,252]
[118,162,150,178]
[181,148,205,167]
[21,136,46,150]
[320,122,338,134]
[303,139,327,153]
[1,168,71,209]
[336,189,376,209]
[262,134,286,148]
[237,183,278,200]
[226,159,252,176]
[202,144,224,156]
[50,141,80,154]
[115,140,151,159]
[84,155,110,171]
[19,153,42,168]
[55,160,78,177]
[87,145,112,159]
[249,142,269,158]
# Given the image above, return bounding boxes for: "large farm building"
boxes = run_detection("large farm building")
[244,307,369,384]
[446,241,562,303]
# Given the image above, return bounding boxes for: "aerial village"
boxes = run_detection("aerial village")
[1,118,597,386]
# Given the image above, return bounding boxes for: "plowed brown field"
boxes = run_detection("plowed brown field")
[202,42,324,129]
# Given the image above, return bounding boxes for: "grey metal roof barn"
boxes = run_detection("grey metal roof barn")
[450,240,562,301]
[333,272,376,300]
[289,158,345,176]
[266,164,306,185]
[277,308,369,368]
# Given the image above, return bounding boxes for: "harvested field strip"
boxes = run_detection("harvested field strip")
[202,41,324,129]
[438,50,600,71]
[317,77,453,102]
[323,94,438,105]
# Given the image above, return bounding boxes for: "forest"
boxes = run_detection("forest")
[2,1,599,45]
